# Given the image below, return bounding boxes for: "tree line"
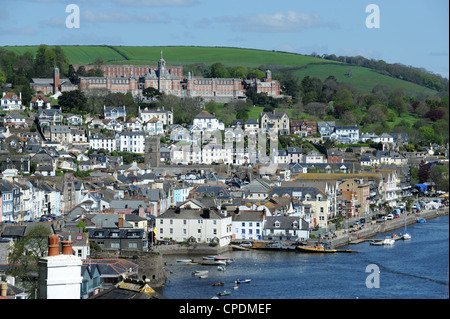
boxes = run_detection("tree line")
[316,53,449,93]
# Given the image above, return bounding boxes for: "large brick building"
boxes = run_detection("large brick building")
[75,54,281,102]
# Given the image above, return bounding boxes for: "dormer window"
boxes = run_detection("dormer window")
[274,221,281,228]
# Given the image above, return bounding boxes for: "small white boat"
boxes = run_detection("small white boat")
[402,232,411,240]
[203,256,216,260]
[193,270,209,276]
[235,279,251,284]
[232,285,239,290]
[198,275,208,279]
[177,259,193,263]
[217,290,231,296]
[382,238,395,245]
[217,266,226,271]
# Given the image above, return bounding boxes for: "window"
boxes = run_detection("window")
[128,242,138,249]
[111,242,120,249]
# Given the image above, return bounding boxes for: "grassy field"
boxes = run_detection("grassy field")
[1,45,331,68]
[113,46,333,68]
[293,63,437,96]
[2,44,438,98]
[2,45,126,65]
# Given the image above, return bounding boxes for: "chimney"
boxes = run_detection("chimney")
[61,236,73,256]
[39,235,82,299]
[53,67,60,94]
[118,213,125,228]
[1,282,7,297]
[48,235,60,256]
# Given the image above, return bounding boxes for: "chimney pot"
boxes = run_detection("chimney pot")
[48,235,59,256]
[61,240,73,255]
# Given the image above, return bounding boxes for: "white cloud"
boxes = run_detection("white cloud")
[223,11,338,33]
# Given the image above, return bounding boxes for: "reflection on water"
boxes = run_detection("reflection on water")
[161,216,449,299]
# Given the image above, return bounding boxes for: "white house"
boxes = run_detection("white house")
[139,107,173,126]
[193,111,224,131]
[331,125,360,144]
[1,92,25,111]
[3,112,28,128]
[156,207,232,247]
[263,216,309,242]
[104,106,126,120]
[30,93,51,109]
[104,119,123,132]
[125,117,143,132]
[143,117,164,135]
[244,118,259,134]
[379,133,394,144]
[89,135,117,153]
[231,210,266,240]
[117,131,145,153]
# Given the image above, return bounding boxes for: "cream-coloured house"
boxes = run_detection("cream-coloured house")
[156,207,232,247]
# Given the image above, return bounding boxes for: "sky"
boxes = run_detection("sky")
[0,0,448,78]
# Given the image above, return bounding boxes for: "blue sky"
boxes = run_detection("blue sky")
[0,0,448,78]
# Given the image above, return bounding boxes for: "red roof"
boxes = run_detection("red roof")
[1,92,21,100]
[30,94,50,103]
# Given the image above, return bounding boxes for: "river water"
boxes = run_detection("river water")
[160,215,449,299]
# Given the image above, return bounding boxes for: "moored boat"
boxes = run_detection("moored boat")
[382,237,395,245]
[212,282,224,286]
[203,256,216,260]
[297,245,337,253]
[417,218,427,223]
[235,279,251,284]
[177,259,193,263]
[217,290,231,296]
[193,270,209,276]
[402,232,411,240]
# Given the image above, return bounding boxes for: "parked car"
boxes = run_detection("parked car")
[377,216,387,223]
[360,218,366,224]
[386,214,394,220]
[240,242,253,248]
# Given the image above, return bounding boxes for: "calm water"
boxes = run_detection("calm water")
[160,216,449,299]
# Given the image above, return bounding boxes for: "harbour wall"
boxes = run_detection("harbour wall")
[330,207,449,248]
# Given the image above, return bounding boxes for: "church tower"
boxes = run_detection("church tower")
[145,135,160,168]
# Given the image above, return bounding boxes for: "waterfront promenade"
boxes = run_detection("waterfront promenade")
[329,207,449,248]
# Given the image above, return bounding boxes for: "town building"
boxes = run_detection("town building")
[259,111,290,135]
[192,111,225,131]
[139,107,173,126]
[156,206,232,247]
[117,132,146,153]
[263,216,309,242]
[1,92,25,111]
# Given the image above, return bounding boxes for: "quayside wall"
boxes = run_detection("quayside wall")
[331,207,449,248]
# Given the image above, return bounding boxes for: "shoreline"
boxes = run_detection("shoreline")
[330,207,449,248]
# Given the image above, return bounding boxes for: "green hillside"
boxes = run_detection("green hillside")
[2,45,126,65]
[113,46,332,68]
[293,63,437,96]
[1,45,439,96]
